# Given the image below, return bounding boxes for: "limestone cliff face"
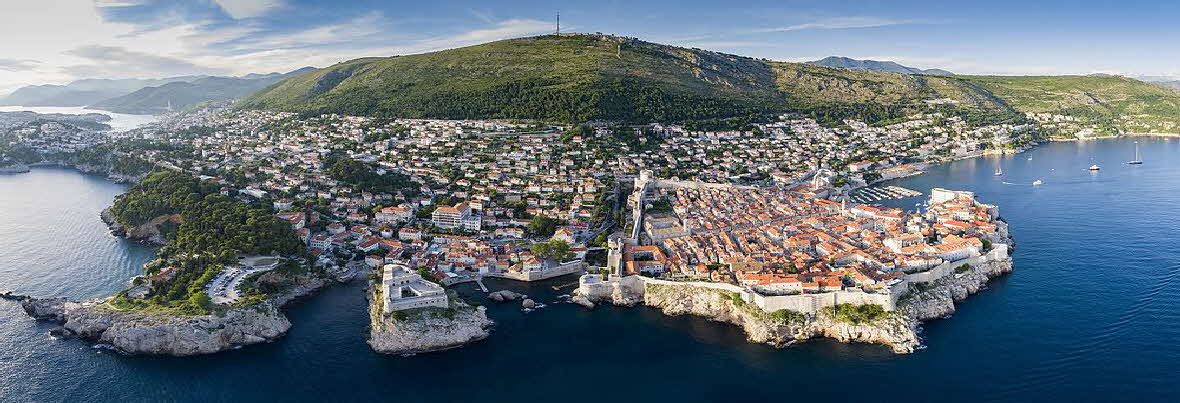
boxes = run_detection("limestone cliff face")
[99,208,177,246]
[642,283,919,353]
[17,273,332,356]
[574,254,1014,354]
[22,298,289,356]
[900,258,1014,321]
[366,285,494,355]
[73,163,148,184]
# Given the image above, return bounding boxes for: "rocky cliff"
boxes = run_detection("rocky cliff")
[73,162,149,184]
[0,163,31,174]
[642,283,919,353]
[100,208,178,245]
[575,254,1014,354]
[14,273,333,356]
[900,257,1014,321]
[367,284,493,355]
[23,297,290,356]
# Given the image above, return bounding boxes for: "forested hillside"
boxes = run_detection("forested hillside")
[241,33,1180,132]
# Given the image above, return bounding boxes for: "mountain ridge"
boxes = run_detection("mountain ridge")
[806,56,953,75]
[87,67,316,115]
[240,34,1004,124]
[231,33,1180,132]
[1,68,316,114]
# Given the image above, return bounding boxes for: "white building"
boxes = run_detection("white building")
[382,264,449,313]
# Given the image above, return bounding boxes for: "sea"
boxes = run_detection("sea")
[0,106,157,132]
[2,138,1179,402]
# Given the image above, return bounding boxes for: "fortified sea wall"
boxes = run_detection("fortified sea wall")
[485,260,584,282]
[580,242,1011,315]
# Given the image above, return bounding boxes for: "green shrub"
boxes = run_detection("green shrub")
[825,303,888,324]
[954,264,971,274]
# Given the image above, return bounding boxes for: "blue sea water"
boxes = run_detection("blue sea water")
[2,139,1180,402]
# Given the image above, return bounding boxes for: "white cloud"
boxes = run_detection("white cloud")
[759,16,917,33]
[213,0,283,19]
[0,1,554,91]
[443,19,554,45]
[62,45,229,77]
[0,59,41,72]
[206,18,556,75]
[94,0,147,7]
[231,13,386,51]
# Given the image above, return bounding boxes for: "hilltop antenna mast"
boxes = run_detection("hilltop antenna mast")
[556,12,560,34]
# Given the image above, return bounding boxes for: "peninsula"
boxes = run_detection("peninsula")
[575,175,1012,353]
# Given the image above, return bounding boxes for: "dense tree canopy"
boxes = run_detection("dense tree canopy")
[110,170,304,258]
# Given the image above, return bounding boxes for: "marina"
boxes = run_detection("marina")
[846,185,924,203]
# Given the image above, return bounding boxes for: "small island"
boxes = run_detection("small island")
[367,263,493,355]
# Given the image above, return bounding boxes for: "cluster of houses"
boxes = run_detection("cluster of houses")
[617,183,1004,297]
[97,108,1027,301]
[618,112,1038,185]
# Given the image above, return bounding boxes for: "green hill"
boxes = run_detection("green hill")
[241,34,996,123]
[240,34,1180,132]
[959,74,1180,132]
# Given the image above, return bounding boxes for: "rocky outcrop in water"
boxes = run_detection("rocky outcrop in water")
[367,284,494,355]
[13,273,334,356]
[571,295,595,309]
[487,290,522,303]
[30,299,290,356]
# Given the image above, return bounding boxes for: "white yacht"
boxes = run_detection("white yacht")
[1089,164,1101,171]
[1032,179,1044,186]
[1128,142,1143,165]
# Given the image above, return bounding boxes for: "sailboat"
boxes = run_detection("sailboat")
[1128,142,1143,165]
[994,165,1003,176]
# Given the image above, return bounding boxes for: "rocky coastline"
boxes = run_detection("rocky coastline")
[0,163,31,174]
[99,208,175,245]
[366,282,494,355]
[574,254,1014,354]
[13,161,150,184]
[7,272,334,356]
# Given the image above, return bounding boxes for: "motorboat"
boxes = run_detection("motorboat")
[1089,164,1101,171]
[1032,179,1044,186]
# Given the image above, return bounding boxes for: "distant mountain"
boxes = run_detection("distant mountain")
[806,56,953,75]
[0,77,205,107]
[85,68,316,115]
[1136,76,1180,91]
[1,68,316,114]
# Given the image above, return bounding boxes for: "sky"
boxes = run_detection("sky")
[2,0,1180,94]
